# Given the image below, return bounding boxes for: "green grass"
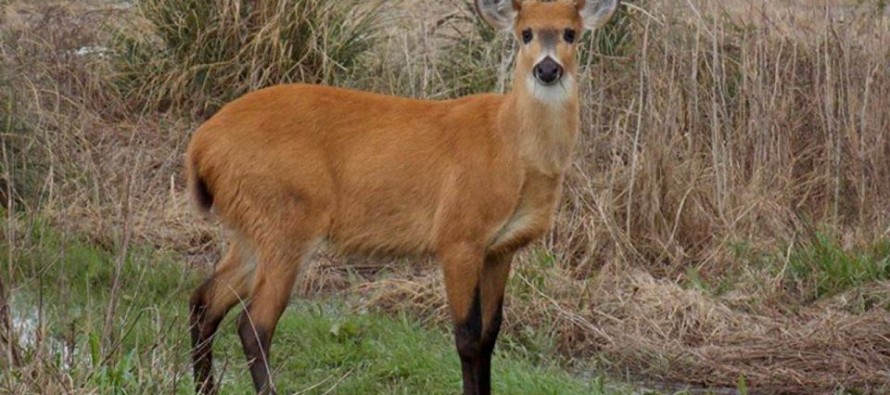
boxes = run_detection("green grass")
[0,223,614,394]
[215,304,603,394]
[787,233,890,301]
[700,235,890,305]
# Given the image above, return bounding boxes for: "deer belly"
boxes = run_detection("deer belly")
[328,185,441,256]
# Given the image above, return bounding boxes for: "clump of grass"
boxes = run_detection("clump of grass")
[0,77,39,211]
[113,0,383,117]
[1,89,59,219]
[580,0,638,62]
[433,1,514,97]
[787,233,890,301]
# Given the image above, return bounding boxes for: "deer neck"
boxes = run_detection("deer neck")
[500,73,580,176]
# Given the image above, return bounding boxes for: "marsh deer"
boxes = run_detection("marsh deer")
[186,0,619,393]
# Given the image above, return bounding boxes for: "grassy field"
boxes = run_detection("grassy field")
[2,0,890,393]
[1,222,618,394]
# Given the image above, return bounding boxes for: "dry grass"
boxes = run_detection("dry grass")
[3,0,890,393]
[112,0,383,117]
[359,266,890,393]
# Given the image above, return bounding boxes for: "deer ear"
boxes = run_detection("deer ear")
[577,0,619,31]
[476,0,522,32]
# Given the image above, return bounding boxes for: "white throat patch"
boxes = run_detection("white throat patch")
[526,74,574,105]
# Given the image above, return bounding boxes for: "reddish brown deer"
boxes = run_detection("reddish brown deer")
[186,0,619,394]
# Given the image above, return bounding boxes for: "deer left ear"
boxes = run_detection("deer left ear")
[577,0,619,31]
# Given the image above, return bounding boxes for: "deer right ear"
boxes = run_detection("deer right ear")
[578,0,619,31]
[475,0,521,32]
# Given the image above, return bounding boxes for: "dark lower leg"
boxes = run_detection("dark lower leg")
[190,282,225,395]
[189,244,253,395]
[476,251,513,395]
[238,310,277,395]
[454,287,483,395]
[236,259,299,395]
[477,298,504,395]
[440,244,487,395]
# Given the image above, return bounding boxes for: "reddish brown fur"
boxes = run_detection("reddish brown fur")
[186,1,618,394]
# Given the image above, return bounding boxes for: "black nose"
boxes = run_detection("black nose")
[533,57,563,85]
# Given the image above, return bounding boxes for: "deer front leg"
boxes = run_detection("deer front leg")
[440,243,486,395]
[476,251,514,395]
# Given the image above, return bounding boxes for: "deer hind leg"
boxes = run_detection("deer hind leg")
[236,205,327,395]
[190,240,256,395]
[237,241,319,395]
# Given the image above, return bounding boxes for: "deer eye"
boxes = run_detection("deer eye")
[521,29,533,44]
[563,28,576,43]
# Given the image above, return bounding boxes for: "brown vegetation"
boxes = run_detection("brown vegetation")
[2,0,890,393]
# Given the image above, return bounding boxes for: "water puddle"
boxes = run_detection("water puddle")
[8,293,81,370]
